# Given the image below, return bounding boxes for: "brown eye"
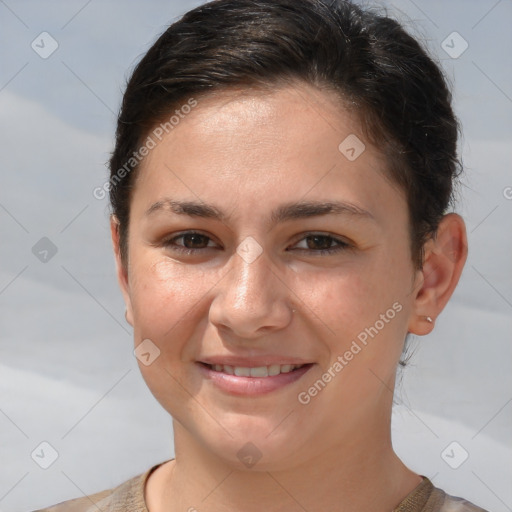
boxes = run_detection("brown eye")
[180,233,211,249]
[305,235,335,250]
[163,231,218,254]
[291,233,350,255]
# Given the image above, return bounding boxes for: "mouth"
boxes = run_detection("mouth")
[200,362,309,377]
[196,361,314,396]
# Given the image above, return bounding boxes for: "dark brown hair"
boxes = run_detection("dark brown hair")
[109,0,461,268]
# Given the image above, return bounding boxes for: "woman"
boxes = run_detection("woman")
[34,0,488,510]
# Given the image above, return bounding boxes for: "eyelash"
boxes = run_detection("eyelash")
[162,231,351,256]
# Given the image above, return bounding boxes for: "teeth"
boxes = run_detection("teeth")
[209,363,305,377]
[268,364,281,376]
[234,366,251,377]
[250,366,268,377]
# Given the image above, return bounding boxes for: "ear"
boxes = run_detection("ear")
[110,215,134,326]
[408,213,468,336]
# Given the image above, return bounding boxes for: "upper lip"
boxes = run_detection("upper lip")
[198,356,312,367]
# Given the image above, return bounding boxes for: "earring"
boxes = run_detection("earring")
[425,316,433,323]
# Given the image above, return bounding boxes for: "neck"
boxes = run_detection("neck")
[149,422,421,512]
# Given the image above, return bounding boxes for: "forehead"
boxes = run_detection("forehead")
[164,83,358,151]
[131,82,406,224]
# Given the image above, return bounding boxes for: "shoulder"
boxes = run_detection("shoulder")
[431,485,489,512]
[29,487,115,512]
[29,461,166,512]
[438,494,489,512]
[395,477,489,512]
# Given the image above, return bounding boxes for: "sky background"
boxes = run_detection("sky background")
[0,0,511,511]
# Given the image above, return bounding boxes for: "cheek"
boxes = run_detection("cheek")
[128,257,214,413]
[303,262,397,331]
[303,258,409,368]
[129,256,216,342]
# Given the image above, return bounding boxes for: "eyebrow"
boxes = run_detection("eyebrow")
[145,199,376,224]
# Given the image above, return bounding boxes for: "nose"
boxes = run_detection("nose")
[208,246,293,340]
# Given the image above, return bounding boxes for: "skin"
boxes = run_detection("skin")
[111,81,467,512]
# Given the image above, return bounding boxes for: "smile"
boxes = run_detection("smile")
[197,362,314,395]
[204,363,306,377]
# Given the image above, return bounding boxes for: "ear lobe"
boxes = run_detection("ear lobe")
[110,215,134,326]
[408,213,468,336]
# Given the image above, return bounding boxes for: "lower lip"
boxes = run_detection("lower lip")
[197,363,313,396]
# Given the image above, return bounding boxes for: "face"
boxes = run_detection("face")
[114,82,422,470]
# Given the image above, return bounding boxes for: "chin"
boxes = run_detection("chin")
[194,419,310,472]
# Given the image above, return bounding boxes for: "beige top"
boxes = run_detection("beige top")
[31,460,488,512]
